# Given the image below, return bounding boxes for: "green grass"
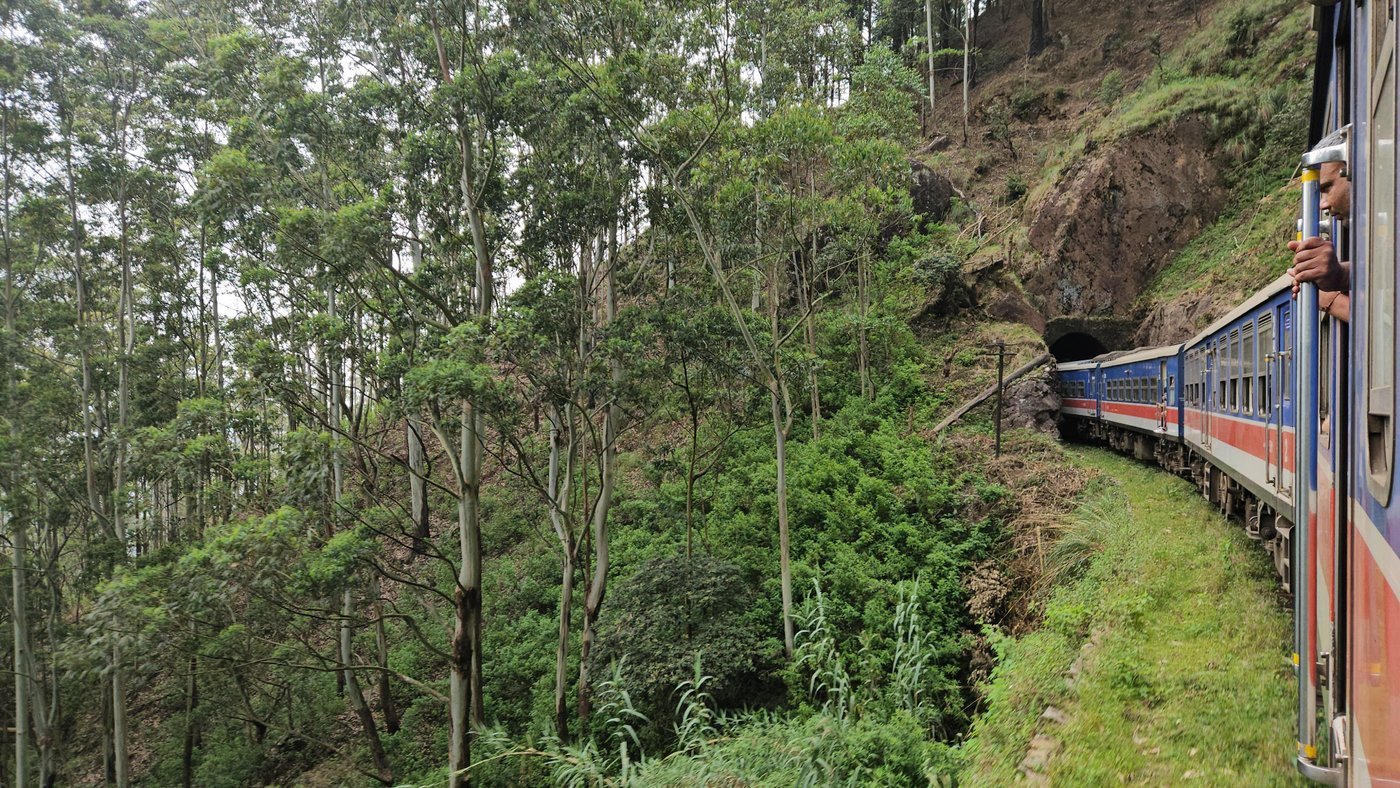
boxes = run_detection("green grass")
[961,446,1303,786]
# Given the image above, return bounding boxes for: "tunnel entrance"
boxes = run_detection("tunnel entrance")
[1049,332,1108,362]
[1044,315,1138,362]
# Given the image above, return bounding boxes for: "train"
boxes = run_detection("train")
[1052,2,1398,783]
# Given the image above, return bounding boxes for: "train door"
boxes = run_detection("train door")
[1317,314,1347,762]
[1277,302,1294,497]
[1094,365,1103,419]
[1158,360,1166,432]
[1203,345,1215,448]
[1259,314,1280,493]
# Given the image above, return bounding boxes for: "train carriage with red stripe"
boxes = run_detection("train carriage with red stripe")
[1051,2,1400,780]
[1179,275,1298,574]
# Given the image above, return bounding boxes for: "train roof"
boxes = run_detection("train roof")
[1054,343,1182,372]
[1098,344,1183,367]
[1185,274,1294,347]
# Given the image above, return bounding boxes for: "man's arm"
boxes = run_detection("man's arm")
[1321,291,1351,323]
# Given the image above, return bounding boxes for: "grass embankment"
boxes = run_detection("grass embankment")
[963,446,1302,785]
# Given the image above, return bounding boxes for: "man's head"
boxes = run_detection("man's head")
[1320,160,1351,223]
[1310,128,1352,223]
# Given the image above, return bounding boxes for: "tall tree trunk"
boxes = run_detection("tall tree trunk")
[371,575,400,734]
[577,226,621,729]
[407,415,429,554]
[547,404,577,740]
[62,106,103,541]
[805,177,822,436]
[341,586,393,783]
[925,0,937,126]
[207,229,223,392]
[1029,0,1047,57]
[858,249,871,400]
[769,261,795,659]
[111,100,133,788]
[11,510,29,788]
[667,171,795,661]
[682,360,701,555]
[554,546,576,740]
[962,4,972,145]
[772,386,795,659]
[448,400,484,787]
[430,13,492,780]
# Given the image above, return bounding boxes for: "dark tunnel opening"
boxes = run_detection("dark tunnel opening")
[1049,331,1108,362]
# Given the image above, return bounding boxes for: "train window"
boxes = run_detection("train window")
[1281,307,1292,404]
[1229,330,1240,412]
[1374,0,1395,71]
[1168,376,1175,406]
[1257,315,1273,416]
[1242,323,1254,415]
[1320,316,1332,426]
[1368,9,1396,504]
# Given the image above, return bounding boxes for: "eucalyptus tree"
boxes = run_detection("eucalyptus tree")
[1,15,70,783]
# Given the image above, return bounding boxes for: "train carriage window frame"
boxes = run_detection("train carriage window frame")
[1257,314,1273,416]
[1218,341,1227,408]
[1320,316,1332,435]
[1229,329,1240,412]
[1367,2,1397,504]
[1242,322,1255,415]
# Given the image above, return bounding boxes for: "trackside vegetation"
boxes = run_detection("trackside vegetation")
[0,0,1320,782]
[962,447,1302,785]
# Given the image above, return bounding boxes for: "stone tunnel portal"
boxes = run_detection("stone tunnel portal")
[1043,316,1138,363]
[1048,332,1108,362]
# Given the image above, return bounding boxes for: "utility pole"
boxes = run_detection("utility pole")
[995,341,1005,457]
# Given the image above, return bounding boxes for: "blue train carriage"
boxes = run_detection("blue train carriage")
[1053,359,1099,430]
[1336,0,1400,769]
[1093,345,1183,464]
[1180,273,1296,570]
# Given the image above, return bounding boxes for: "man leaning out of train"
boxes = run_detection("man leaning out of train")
[1287,129,1351,322]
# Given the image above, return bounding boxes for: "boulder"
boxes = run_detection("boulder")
[1004,370,1061,435]
[910,159,954,222]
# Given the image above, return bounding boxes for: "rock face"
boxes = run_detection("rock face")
[910,159,954,222]
[1024,117,1227,320]
[1134,287,1219,345]
[1004,370,1061,434]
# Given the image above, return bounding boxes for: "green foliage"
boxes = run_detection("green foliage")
[1003,173,1027,204]
[843,44,922,145]
[590,556,778,746]
[1098,69,1125,105]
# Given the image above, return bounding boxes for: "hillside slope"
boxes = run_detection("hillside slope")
[917,0,1310,362]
